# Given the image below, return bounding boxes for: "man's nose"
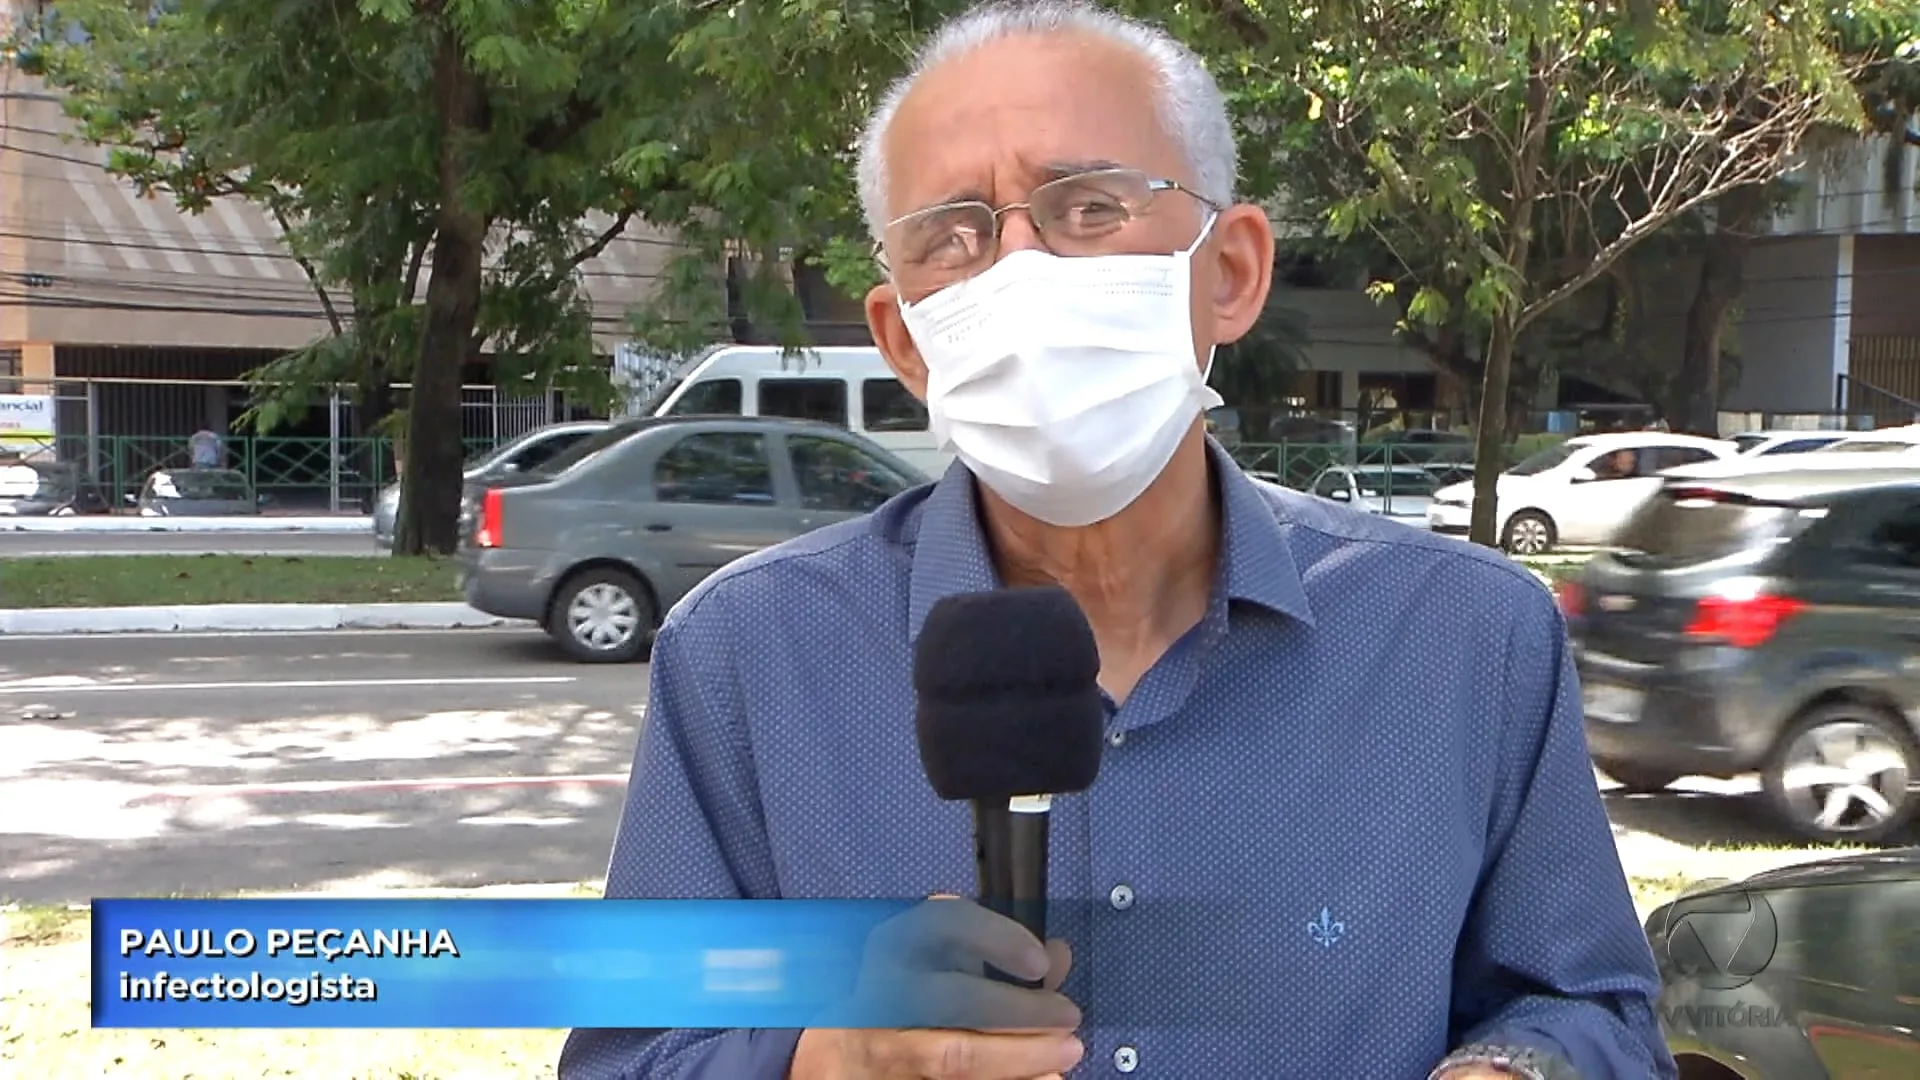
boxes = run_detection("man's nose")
[995,206,1047,259]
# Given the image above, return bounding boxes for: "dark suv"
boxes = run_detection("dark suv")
[1561,468,1920,844]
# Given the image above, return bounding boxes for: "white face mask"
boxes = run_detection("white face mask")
[897,216,1223,528]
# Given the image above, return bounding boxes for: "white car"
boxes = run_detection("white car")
[1813,423,1920,455]
[1426,432,1739,554]
[1726,429,1850,456]
[1305,464,1438,527]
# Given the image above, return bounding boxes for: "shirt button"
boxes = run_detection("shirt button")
[1108,730,1126,747]
[1113,1045,1140,1072]
[1108,884,1134,910]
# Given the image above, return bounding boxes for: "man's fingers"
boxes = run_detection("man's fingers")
[893,969,1081,1031]
[878,1028,1085,1080]
[869,897,1051,983]
[1041,938,1072,992]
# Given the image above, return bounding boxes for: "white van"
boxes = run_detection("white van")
[642,345,953,476]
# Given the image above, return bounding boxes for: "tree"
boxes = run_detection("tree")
[1285,0,1886,548]
[29,0,435,463]
[34,0,696,553]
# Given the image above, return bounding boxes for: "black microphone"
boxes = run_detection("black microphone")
[913,586,1106,989]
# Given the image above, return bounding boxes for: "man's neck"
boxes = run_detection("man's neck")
[981,431,1221,695]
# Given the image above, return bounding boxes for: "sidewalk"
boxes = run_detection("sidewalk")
[0,515,372,534]
[0,602,505,635]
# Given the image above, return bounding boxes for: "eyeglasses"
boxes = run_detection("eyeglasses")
[878,167,1221,292]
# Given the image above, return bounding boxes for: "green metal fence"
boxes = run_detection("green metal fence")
[2,434,496,512]
[1,433,1549,512]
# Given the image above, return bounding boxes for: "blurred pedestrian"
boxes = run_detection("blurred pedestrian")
[188,428,221,469]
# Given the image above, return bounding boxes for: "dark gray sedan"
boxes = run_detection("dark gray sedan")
[458,415,931,662]
[1566,467,1920,843]
[1646,848,1919,1078]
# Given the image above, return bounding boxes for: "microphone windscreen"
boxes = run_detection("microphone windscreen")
[913,586,1105,801]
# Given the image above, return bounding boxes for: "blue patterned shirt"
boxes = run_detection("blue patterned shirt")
[559,440,1675,1079]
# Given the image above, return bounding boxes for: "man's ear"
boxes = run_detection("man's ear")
[866,280,929,400]
[1206,204,1276,347]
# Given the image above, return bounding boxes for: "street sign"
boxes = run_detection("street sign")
[0,393,55,453]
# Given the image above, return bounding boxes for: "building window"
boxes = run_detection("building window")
[0,349,21,380]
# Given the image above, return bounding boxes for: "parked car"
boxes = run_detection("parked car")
[0,459,110,515]
[1561,467,1920,843]
[1645,848,1920,1078]
[1814,423,1920,456]
[1305,464,1439,526]
[458,415,931,662]
[130,468,263,516]
[1727,430,1850,457]
[1664,445,1920,483]
[373,421,610,550]
[647,344,952,476]
[1427,431,1740,554]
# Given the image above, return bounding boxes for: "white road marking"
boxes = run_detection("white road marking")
[0,675,574,695]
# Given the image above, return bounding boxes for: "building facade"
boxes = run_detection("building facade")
[1728,136,1920,419]
[1,20,679,459]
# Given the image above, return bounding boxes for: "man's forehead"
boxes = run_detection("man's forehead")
[882,32,1173,210]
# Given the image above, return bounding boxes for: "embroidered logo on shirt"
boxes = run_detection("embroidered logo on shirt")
[1307,907,1346,948]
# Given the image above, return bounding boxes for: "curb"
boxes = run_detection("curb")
[0,516,372,534]
[0,602,508,635]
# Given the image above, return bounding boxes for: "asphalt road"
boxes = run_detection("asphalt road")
[0,629,645,902]
[0,531,377,557]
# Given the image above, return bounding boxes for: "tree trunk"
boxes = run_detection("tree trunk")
[1676,186,1766,435]
[396,31,488,557]
[1470,46,1549,550]
[1469,316,1518,548]
[348,294,397,493]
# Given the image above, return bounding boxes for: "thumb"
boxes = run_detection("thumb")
[1042,938,1073,991]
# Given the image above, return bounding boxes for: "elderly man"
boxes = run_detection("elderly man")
[560,2,1674,1078]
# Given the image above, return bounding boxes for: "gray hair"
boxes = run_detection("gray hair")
[854,0,1237,245]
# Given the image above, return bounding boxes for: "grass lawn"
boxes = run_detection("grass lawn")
[0,846,1845,1078]
[0,555,461,608]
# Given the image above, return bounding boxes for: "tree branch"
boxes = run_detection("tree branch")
[270,204,345,336]
[524,95,598,154]
[564,207,634,274]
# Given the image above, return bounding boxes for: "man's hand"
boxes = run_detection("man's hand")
[788,897,1082,1079]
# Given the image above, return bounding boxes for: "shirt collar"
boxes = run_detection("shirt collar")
[905,438,1314,642]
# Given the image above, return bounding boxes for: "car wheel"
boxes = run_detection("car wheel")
[547,567,656,664]
[1596,760,1684,794]
[1761,700,1919,844]
[1501,511,1556,556]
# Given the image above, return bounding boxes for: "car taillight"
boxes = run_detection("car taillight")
[1684,593,1803,648]
[1555,579,1585,618]
[474,488,504,548]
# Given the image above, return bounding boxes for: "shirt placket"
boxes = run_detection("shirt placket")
[1085,692,1145,1075]
[1081,619,1218,1076]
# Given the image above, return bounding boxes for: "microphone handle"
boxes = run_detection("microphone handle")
[973,799,1049,990]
